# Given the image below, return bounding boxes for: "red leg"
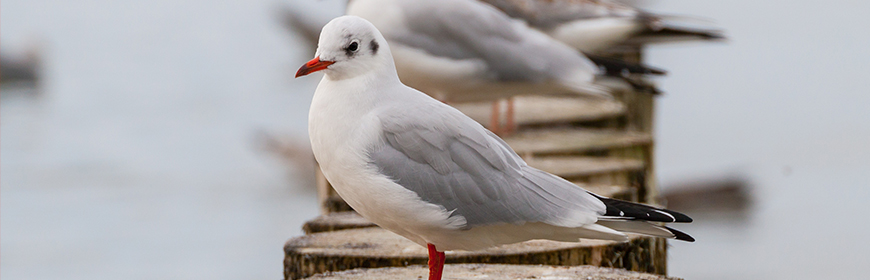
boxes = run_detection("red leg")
[505,97,516,135]
[490,100,502,135]
[427,243,446,280]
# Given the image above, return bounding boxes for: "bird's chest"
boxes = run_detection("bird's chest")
[308,92,383,185]
[311,113,374,166]
[308,109,410,224]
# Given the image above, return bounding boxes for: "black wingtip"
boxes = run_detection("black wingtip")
[586,54,668,76]
[667,226,695,242]
[592,192,693,223]
[669,211,693,223]
[639,26,727,42]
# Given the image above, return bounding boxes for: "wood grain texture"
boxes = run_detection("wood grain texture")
[285,227,667,279]
[453,95,626,128]
[504,128,652,156]
[529,156,644,179]
[301,264,682,280]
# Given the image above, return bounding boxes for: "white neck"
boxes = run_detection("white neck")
[307,52,405,166]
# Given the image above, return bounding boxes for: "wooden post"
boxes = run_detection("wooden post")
[602,45,659,205]
[285,227,668,280]
[297,264,682,280]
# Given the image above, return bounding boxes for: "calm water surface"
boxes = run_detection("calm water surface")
[2,0,869,279]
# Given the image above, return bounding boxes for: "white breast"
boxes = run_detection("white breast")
[308,76,467,247]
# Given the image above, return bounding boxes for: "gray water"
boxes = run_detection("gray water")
[2,0,869,279]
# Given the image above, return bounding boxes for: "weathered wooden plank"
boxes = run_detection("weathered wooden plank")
[504,129,652,156]
[453,96,626,128]
[284,227,667,279]
[575,172,643,191]
[507,129,653,203]
[301,264,681,280]
[528,156,644,179]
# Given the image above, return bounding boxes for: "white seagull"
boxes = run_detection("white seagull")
[296,16,693,280]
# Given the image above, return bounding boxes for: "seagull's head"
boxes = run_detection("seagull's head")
[296,16,392,80]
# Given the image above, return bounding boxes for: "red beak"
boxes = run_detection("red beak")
[295,56,335,77]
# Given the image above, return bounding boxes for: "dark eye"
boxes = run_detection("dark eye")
[347,41,359,52]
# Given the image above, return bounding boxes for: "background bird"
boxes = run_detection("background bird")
[345,0,667,134]
[480,0,725,53]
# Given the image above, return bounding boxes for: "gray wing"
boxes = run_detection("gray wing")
[369,103,604,228]
[387,0,597,82]
[479,0,640,30]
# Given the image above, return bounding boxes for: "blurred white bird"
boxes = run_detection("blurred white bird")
[345,0,666,133]
[480,0,724,53]
[295,15,693,280]
[348,0,611,102]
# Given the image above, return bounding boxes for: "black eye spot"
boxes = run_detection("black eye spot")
[370,40,379,55]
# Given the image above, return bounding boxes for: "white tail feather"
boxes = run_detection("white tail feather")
[596,220,676,239]
[559,77,614,100]
[576,223,630,242]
